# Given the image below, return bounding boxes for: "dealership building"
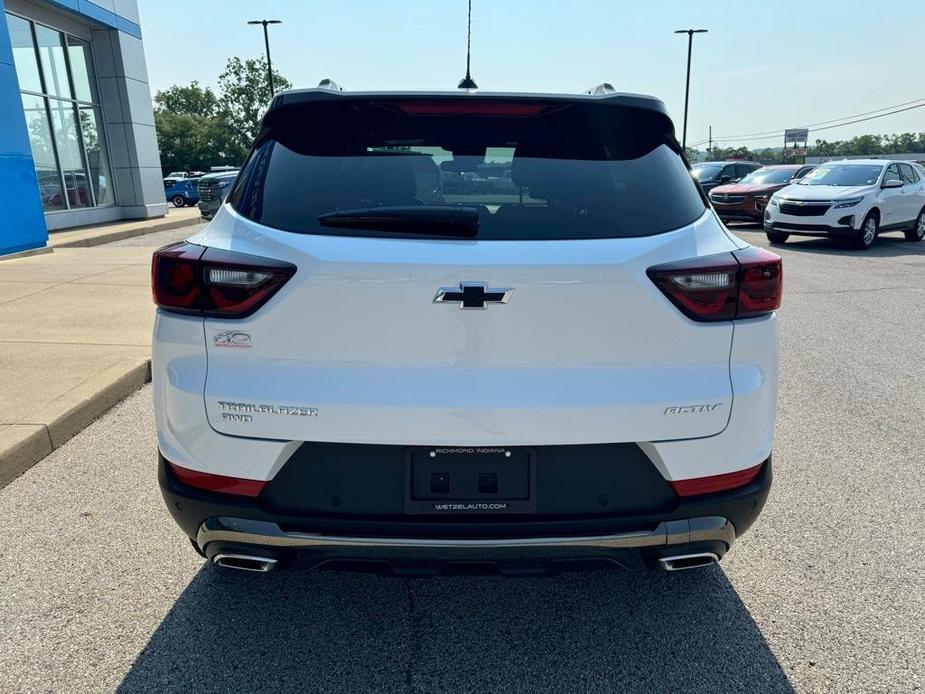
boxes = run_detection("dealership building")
[0,0,164,256]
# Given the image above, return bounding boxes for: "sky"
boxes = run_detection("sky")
[138,0,925,149]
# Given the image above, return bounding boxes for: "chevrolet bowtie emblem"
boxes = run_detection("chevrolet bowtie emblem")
[433,282,514,310]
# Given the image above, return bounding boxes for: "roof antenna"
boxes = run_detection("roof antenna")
[457,0,478,89]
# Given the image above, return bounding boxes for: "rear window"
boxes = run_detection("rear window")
[229,100,705,240]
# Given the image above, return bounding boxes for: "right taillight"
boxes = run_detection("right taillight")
[152,242,295,318]
[647,246,782,322]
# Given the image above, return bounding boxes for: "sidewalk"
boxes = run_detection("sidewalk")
[47,206,201,249]
[0,217,198,487]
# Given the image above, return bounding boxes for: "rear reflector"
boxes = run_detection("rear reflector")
[168,462,268,497]
[397,101,548,116]
[669,463,764,497]
[152,242,296,318]
[647,246,782,322]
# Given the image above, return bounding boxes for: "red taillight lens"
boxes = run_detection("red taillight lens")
[669,463,764,497]
[647,247,782,322]
[733,246,783,318]
[151,241,203,313]
[396,101,548,116]
[168,462,268,497]
[152,242,296,318]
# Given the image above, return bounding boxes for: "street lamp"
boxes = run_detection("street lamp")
[247,19,282,96]
[674,28,708,151]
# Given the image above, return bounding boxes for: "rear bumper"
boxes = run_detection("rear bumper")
[159,452,772,572]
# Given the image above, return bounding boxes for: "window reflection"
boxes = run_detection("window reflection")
[48,98,91,208]
[66,36,96,104]
[7,15,42,93]
[6,13,116,210]
[79,106,114,205]
[34,25,72,99]
[21,93,66,211]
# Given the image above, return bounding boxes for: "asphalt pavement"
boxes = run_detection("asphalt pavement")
[0,225,923,693]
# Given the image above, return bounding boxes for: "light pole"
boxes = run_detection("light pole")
[674,28,708,151]
[247,19,282,96]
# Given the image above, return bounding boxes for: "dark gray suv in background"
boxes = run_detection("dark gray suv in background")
[692,160,763,193]
[197,170,239,220]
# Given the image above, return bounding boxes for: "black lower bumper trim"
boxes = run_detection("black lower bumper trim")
[159,452,772,566]
[764,222,854,235]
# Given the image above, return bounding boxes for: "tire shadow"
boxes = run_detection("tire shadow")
[728,223,925,258]
[116,563,793,693]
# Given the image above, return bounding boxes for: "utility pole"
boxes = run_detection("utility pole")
[674,28,708,150]
[708,125,712,160]
[247,19,282,96]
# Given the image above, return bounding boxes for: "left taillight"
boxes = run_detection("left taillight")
[152,242,296,318]
[646,246,782,322]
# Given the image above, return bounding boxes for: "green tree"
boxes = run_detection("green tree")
[154,81,218,117]
[218,57,292,152]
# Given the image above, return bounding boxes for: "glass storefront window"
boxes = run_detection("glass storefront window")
[66,36,97,104]
[7,15,42,93]
[6,13,116,211]
[79,106,114,205]
[21,93,66,212]
[48,98,91,209]
[34,25,72,99]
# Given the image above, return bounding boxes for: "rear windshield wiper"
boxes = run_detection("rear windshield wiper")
[318,206,479,238]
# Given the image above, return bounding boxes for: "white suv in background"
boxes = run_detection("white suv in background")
[151,87,781,575]
[764,159,925,249]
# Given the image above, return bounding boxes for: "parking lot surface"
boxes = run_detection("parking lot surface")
[0,226,923,693]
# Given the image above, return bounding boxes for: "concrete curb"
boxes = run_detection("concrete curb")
[0,359,151,490]
[0,246,54,262]
[49,214,201,249]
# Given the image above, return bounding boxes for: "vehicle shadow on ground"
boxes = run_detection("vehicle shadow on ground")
[727,223,925,258]
[116,563,793,694]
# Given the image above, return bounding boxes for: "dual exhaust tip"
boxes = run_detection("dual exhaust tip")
[211,551,720,573]
[657,552,719,571]
[212,553,279,572]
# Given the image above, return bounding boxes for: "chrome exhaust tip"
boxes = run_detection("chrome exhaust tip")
[212,553,279,572]
[657,552,719,572]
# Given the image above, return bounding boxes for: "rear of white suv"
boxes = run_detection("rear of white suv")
[152,89,781,574]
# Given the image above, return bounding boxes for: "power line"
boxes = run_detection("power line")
[714,96,925,140]
[704,101,925,148]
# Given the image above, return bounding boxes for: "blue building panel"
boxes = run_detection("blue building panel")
[0,0,49,255]
[0,154,48,254]
[43,0,142,38]
[0,64,32,158]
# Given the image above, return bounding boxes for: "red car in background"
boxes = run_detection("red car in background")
[709,164,815,224]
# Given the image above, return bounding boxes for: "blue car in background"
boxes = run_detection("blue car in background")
[164,178,200,207]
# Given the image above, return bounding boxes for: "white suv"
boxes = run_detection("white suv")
[764,159,925,249]
[151,88,781,575]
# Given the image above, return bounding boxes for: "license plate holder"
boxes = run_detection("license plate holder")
[404,447,536,515]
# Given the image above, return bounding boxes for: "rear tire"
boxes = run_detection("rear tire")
[854,211,879,250]
[904,208,925,242]
[171,195,185,207]
[766,230,789,244]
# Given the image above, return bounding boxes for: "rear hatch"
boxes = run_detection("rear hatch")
[197,92,735,445]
